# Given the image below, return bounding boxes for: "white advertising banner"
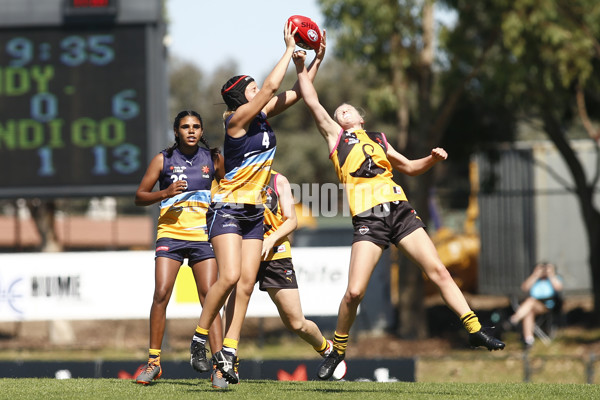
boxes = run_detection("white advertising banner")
[0,248,350,322]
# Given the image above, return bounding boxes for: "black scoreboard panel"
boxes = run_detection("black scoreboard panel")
[0,25,148,196]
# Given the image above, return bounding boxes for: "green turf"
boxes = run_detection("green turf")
[0,379,598,400]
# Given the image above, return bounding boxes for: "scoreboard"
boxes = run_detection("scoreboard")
[0,0,167,198]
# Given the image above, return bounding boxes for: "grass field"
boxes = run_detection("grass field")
[2,325,600,384]
[1,378,599,400]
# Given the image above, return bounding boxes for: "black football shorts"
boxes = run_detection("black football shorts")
[351,200,426,248]
[257,258,298,291]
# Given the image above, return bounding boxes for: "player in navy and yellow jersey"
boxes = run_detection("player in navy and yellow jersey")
[217,170,345,379]
[294,52,505,380]
[192,25,327,385]
[133,110,228,388]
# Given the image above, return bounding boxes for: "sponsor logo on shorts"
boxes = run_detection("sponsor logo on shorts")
[393,186,403,194]
[156,246,169,251]
[284,270,293,282]
[275,244,286,253]
[222,222,237,228]
[358,225,369,235]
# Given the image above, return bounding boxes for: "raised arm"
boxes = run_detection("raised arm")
[266,30,327,118]
[545,264,564,292]
[521,263,546,293]
[227,21,298,137]
[294,53,340,153]
[387,145,447,176]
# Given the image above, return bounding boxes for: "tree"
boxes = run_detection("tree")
[320,0,600,334]
[168,56,239,150]
[440,0,600,321]
[481,0,600,321]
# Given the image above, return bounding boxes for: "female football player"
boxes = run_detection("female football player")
[133,110,227,388]
[189,22,327,384]
[226,170,347,381]
[294,52,505,380]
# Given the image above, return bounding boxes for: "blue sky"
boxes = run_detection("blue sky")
[166,0,323,78]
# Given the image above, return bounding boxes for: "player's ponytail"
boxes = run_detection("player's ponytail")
[200,135,221,163]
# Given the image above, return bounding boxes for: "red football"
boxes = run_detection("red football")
[287,15,322,51]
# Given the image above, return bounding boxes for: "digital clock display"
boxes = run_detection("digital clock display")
[0,26,147,197]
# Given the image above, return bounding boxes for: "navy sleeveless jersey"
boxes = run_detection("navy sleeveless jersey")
[157,147,215,241]
[213,111,276,205]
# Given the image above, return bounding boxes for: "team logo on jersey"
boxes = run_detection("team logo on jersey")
[265,187,273,202]
[358,225,369,235]
[393,186,403,194]
[275,244,286,253]
[202,165,210,178]
[350,144,386,178]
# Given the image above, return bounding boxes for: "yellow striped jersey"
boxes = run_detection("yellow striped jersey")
[263,171,292,261]
[330,129,407,216]
[156,147,214,241]
[213,111,276,205]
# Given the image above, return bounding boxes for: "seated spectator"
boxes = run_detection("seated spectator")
[506,262,563,348]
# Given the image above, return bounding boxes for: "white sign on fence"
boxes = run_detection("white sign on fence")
[0,248,350,322]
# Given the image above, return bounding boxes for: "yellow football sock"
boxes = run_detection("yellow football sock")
[333,331,349,355]
[195,326,209,336]
[460,311,482,334]
[223,337,239,354]
[148,348,161,363]
[314,336,328,354]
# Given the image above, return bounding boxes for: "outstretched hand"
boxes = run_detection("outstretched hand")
[316,29,327,60]
[431,147,448,161]
[284,20,298,49]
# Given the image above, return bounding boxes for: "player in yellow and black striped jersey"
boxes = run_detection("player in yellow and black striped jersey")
[194,24,328,386]
[294,51,505,381]
[216,170,343,377]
